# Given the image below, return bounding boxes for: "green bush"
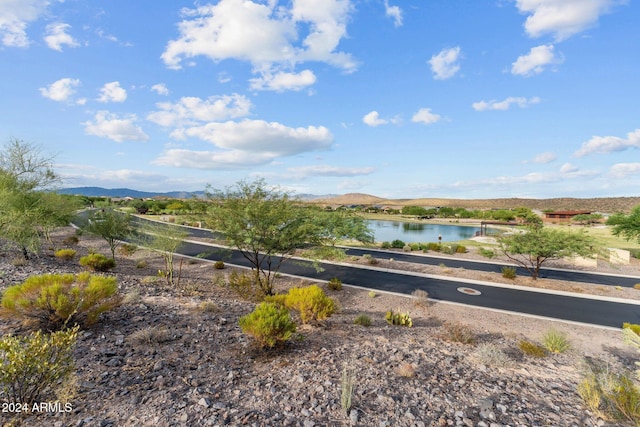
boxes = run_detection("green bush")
[54,248,77,261]
[79,253,115,272]
[285,285,335,324]
[353,314,372,326]
[542,329,571,353]
[501,266,517,279]
[239,302,296,348]
[328,277,343,291]
[479,248,496,258]
[518,340,547,358]
[227,270,261,301]
[578,362,640,425]
[391,239,405,249]
[441,245,454,255]
[0,326,78,405]
[623,323,640,336]
[118,243,138,256]
[409,243,421,251]
[1,272,121,330]
[385,310,412,327]
[426,242,441,252]
[214,260,225,269]
[362,254,378,265]
[381,241,391,249]
[455,245,467,253]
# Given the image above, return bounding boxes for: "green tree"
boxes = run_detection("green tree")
[140,221,189,286]
[498,226,597,280]
[205,180,325,296]
[0,139,78,259]
[401,205,428,216]
[312,209,374,247]
[84,209,134,260]
[607,206,640,243]
[572,213,604,226]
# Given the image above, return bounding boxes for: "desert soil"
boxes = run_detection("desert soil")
[1,226,639,427]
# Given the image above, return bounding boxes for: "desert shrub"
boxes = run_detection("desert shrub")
[1,272,121,330]
[397,362,416,378]
[624,323,640,336]
[634,284,640,290]
[475,343,510,366]
[239,302,297,348]
[328,277,343,291]
[501,266,517,279]
[128,326,172,345]
[411,289,429,307]
[353,314,372,326]
[54,248,77,261]
[227,270,261,301]
[442,322,475,344]
[441,245,454,255]
[307,246,347,261]
[426,242,441,252]
[0,326,78,405]
[409,243,421,251]
[543,329,571,354]
[62,235,79,246]
[198,301,219,313]
[11,256,27,267]
[362,254,378,265]
[578,362,640,424]
[455,245,467,253]
[285,285,335,324]
[380,241,391,249]
[118,243,138,256]
[368,291,376,298]
[385,310,412,327]
[518,340,547,358]
[479,248,496,258]
[214,260,225,269]
[79,253,115,272]
[391,239,405,249]
[136,260,148,269]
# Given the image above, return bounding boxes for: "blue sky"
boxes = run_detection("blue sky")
[1,0,638,199]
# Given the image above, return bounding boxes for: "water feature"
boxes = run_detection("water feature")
[366,220,481,243]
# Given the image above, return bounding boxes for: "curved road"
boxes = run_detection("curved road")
[123,215,640,328]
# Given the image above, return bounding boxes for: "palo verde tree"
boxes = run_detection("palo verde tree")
[498,225,597,280]
[139,221,189,286]
[84,209,134,260]
[0,139,78,259]
[311,208,374,247]
[607,205,640,243]
[205,180,325,296]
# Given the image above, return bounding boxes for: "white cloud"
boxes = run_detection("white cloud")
[84,111,149,142]
[515,0,625,41]
[428,47,461,80]
[249,69,317,92]
[0,0,49,47]
[97,81,127,103]
[529,151,557,164]
[287,164,375,178]
[151,83,169,96]
[155,119,333,169]
[147,94,252,127]
[161,0,356,90]
[44,22,79,51]
[574,128,640,157]
[411,108,441,125]
[511,44,561,76]
[560,162,578,173]
[384,1,403,27]
[39,77,82,103]
[363,111,387,127]
[472,96,541,111]
[610,163,640,178]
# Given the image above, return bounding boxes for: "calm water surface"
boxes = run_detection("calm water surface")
[367,220,481,243]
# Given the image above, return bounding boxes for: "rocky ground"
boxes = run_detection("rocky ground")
[1,226,639,427]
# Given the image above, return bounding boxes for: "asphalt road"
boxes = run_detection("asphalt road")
[111,215,640,328]
[174,239,640,328]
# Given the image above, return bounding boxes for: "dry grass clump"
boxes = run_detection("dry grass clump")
[411,289,429,307]
[128,326,172,346]
[396,362,416,378]
[441,322,476,344]
[518,340,547,358]
[475,343,510,366]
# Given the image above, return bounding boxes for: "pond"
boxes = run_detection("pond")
[367,220,481,244]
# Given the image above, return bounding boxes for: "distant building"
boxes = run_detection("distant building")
[543,210,591,223]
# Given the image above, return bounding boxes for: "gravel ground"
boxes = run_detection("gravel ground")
[0,226,638,427]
